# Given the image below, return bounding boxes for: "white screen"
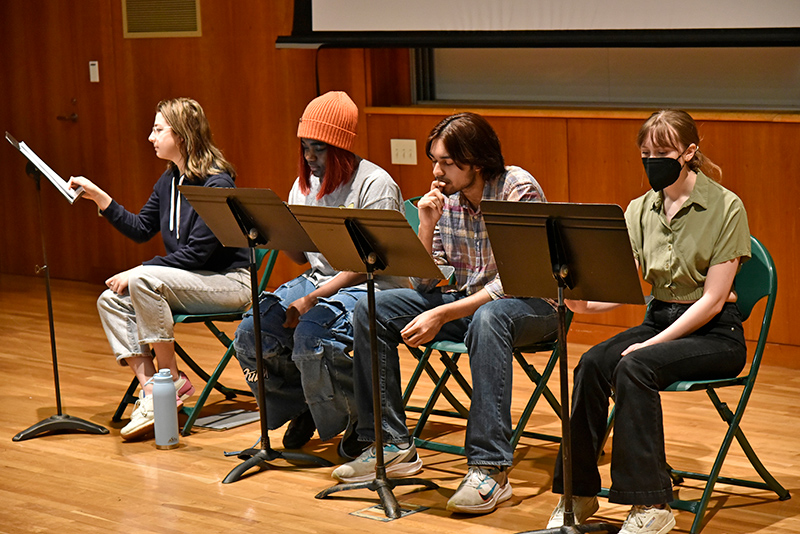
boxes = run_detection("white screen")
[311,0,800,32]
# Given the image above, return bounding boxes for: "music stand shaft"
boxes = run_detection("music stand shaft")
[481,201,641,534]
[292,209,443,518]
[13,166,108,441]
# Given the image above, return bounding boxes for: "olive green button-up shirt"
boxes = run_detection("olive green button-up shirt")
[624,171,751,302]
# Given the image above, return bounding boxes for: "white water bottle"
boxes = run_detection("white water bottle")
[153,369,180,450]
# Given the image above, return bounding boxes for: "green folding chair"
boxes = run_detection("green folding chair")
[599,236,790,533]
[400,196,565,456]
[112,248,278,435]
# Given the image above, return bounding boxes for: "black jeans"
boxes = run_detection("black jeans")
[553,301,746,505]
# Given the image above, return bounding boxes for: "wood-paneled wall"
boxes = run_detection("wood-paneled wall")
[1,1,798,365]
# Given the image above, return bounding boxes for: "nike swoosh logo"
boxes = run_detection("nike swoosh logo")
[479,484,496,501]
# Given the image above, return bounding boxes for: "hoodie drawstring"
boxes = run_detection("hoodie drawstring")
[169,174,185,241]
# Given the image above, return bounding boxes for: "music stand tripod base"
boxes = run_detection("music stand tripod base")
[223,444,334,484]
[13,414,109,442]
[315,475,438,519]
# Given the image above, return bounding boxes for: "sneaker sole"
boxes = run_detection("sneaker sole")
[334,455,423,484]
[120,419,155,441]
[446,482,513,514]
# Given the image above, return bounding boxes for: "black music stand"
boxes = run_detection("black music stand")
[482,201,645,534]
[178,186,332,483]
[6,133,107,441]
[288,205,444,519]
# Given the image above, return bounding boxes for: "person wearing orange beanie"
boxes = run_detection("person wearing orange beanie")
[233,91,405,459]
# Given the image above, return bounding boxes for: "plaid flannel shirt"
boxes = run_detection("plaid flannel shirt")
[432,165,546,299]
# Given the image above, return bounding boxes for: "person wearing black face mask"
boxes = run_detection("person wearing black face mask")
[642,145,691,192]
[547,110,751,534]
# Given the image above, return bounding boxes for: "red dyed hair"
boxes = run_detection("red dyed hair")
[297,143,357,199]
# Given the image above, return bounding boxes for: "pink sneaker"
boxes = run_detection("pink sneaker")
[174,371,195,408]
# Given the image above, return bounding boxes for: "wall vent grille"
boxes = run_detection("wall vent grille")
[122,0,201,38]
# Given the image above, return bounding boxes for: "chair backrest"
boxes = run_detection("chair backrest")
[734,236,777,373]
[404,197,422,234]
[256,248,279,293]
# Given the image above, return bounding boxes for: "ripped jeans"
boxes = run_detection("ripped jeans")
[233,275,364,440]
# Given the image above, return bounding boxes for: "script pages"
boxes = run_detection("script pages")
[5,132,84,204]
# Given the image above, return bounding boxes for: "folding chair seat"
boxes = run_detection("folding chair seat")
[112,248,278,435]
[599,236,790,533]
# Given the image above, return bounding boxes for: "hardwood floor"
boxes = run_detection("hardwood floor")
[0,273,797,534]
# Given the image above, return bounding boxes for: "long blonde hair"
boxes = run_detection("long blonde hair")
[156,98,236,183]
[637,109,721,181]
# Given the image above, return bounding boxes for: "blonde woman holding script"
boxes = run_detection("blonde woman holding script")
[69,98,250,441]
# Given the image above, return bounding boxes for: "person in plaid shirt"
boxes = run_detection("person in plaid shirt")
[332,112,558,515]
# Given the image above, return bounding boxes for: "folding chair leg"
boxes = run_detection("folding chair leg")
[402,346,435,406]
[180,345,250,435]
[112,376,140,422]
[412,353,462,440]
[174,341,251,399]
[665,388,790,534]
[404,346,469,419]
[412,353,474,456]
[511,349,562,448]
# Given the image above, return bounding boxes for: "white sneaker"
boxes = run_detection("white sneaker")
[446,466,512,514]
[331,442,422,483]
[619,505,676,534]
[120,391,154,440]
[547,494,600,528]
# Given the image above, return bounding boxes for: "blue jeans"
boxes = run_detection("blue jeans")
[233,275,365,440]
[353,288,558,466]
[552,301,747,505]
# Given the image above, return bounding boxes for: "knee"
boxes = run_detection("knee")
[613,354,653,390]
[96,289,115,313]
[126,268,152,298]
[235,314,255,342]
[293,320,327,358]
[573,346,610,384]
[468,304,508,339]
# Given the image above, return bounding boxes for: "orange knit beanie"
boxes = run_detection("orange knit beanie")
[296,91,358,152]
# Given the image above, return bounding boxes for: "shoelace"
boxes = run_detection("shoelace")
[464,467,497,489]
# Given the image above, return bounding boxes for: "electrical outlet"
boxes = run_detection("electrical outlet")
[390,139,417,165]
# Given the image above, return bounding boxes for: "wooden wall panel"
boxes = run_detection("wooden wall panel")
[0,0,123,282]
[364,111,570,202]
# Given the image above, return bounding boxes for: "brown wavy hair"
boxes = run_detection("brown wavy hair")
[637,109,721,180]
[156,98,236,183]
[425,112,506,182]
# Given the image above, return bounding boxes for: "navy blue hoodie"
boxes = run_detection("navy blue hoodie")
[101,167,249,272]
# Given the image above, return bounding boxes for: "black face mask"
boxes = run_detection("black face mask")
[642,148,688,192]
